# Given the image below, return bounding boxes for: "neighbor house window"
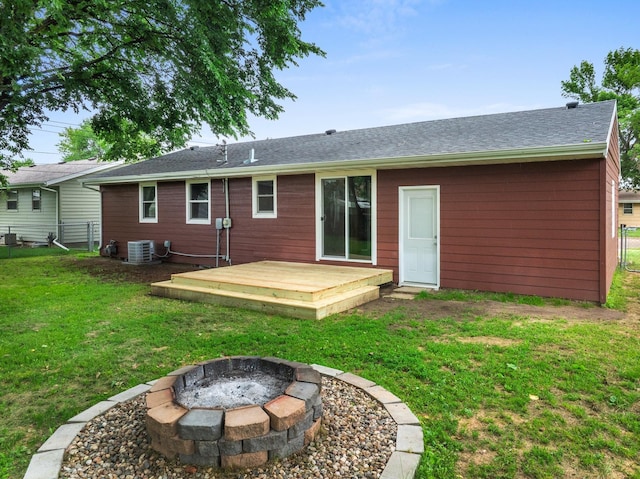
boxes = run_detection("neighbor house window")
[139,183,158,223]
[32,189,41,211]
[186,180,211,224]
[252,176,277,218]
[7,190,18,211]
[623,203,633,214]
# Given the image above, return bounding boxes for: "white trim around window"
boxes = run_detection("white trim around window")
[252,176,277,218]
[6,190,18,211]
[139,182,158,223]
[186,180,211,224]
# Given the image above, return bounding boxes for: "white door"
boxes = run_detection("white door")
[399,186,439,286]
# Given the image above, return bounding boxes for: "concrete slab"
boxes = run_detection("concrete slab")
[68,400,117,423]
[385,292,419,300]
[37,422,86,452]
[396,424,424,454]
[364,385,402,404]
[336,372,376,389]
[311,364,343,377]
[23,449,65,479]
[379,451,422,479]
[385,402,421,425]
[108,383,151,403]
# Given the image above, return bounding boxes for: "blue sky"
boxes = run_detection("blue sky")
[28,0,639,163]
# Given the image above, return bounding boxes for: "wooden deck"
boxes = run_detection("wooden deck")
[150,261,393,319]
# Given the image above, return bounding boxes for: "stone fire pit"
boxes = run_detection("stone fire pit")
[145,356,323,469]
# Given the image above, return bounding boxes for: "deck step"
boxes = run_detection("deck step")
[150,281,381,320]
[168,261,392,302]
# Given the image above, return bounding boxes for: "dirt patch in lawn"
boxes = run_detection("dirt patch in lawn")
[358,291,628,324]
[68,256,200,284]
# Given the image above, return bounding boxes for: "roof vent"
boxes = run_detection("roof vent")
[325,129,337,135]
[243,148,258,165]
[189,145,199,150]
[566,101,579,109]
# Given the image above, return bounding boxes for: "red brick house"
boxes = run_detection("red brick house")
[86,100,620,303]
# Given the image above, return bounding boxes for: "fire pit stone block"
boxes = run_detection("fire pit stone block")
[285,381,320,409]
[224,405,270,440]
[221,450,269,469]
[264,395,307,431]
[178,409,224,441]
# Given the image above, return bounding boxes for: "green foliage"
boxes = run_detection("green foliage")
[57,120,109,162]
[0,0,325,168]
[561,47,640,188]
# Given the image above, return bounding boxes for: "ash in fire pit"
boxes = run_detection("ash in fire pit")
[145,356,323,469]
[177,370,290,409]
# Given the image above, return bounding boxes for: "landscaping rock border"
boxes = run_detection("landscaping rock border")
[23,364,423,479]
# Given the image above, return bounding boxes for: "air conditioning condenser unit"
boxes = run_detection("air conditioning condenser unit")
[127,240,154,264]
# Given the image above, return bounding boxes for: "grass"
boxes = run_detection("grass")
[1,251,639,479]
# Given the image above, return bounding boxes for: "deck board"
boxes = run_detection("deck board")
[151,261,393,319]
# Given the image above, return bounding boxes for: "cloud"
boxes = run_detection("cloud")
[331,0,426,35]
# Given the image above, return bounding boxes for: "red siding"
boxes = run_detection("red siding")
[101,156,616,302]
[377,160,604,302]
[101,176,316,266]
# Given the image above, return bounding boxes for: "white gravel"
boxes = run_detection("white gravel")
[60,377,397,479]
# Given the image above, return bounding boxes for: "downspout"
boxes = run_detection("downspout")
[40,186,59,240]
[224,178,231,264]
[82,183,103,250]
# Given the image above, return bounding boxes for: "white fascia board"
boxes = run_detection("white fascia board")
[85,143,608,185]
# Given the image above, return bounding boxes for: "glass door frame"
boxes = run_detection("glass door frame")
[315,169,377,265]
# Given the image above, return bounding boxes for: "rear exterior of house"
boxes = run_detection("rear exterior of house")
[90,101,620,303]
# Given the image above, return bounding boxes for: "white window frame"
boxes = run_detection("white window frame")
[6,190,18,211]
[186,180,211,225]
[252,176,277,218]
[139,182,158,223]
[315,169,377,264]
[32,189,41,211]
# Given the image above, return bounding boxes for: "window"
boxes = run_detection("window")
[252,176,277,218]
[623,203,633,215]
[32,189,41,211]
[139,183,158,223]
[7,190,18,211]
[186,180,211,224]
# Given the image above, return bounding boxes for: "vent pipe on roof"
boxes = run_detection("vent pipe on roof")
[566,101,579,109]
[189,145,199,150]
[325,129,337,135]
[243,148,258,165]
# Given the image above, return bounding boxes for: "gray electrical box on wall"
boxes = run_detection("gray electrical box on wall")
[223,217,232,228]
[215,218,223,230]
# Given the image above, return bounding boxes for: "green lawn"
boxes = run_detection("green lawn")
[1,252,639,479]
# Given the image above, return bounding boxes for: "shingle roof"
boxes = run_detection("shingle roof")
[2,159,120,186]
[89,100,617,181]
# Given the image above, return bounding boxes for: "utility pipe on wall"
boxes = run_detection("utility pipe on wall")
[224,178,231,265]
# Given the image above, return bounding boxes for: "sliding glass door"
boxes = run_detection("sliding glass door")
[321,175,372,261]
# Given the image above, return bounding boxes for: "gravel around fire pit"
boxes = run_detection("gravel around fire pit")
[60,377,397,479]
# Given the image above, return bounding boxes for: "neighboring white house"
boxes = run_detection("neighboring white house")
[0,159,123,247]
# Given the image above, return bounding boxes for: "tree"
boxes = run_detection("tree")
[0,0,324,170]
[57,120,109,162]
[561,47,640,188]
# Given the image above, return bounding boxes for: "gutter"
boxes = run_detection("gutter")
[83,143,609,186]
